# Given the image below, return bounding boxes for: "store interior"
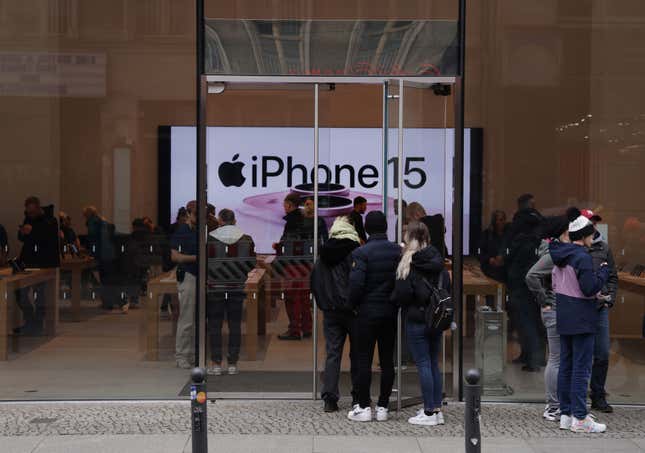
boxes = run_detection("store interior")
[0,0,644,403]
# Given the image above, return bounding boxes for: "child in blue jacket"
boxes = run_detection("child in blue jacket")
[549,215,609,433]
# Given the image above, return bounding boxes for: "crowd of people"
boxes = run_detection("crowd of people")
[478,193,617,433]
[0,191,623,432]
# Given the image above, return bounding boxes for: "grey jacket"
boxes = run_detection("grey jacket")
[588,232,619,307]
[525,240,556,309]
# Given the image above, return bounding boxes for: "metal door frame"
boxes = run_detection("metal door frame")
[197,76,465,407]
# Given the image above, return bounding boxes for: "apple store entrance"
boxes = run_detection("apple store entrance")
[187,75,462,410]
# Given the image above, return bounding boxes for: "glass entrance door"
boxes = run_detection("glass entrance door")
[200,78,456,403]
[202,83,316,396]
[386,79,455,409]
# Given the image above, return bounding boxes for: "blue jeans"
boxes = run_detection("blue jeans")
[558,333,594,419]
[406,321,443,411]
[590,307,610,400]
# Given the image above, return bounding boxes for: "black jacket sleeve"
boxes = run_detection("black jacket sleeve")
[348,248,367,308]
[393,276,415,308]
[604,246,618,307]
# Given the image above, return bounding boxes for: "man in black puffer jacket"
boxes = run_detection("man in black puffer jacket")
[347,211,401,422]
[311,217,361,413]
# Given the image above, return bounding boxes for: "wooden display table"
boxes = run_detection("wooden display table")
[0,267,59,360]
[60,256,95,322]
[618,272,645,295]
[143,268,268,361]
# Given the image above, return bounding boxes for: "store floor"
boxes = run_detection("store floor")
[0,297,643,402]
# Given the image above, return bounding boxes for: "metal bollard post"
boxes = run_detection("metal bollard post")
[190,367,208,453]
[464,368,482,453]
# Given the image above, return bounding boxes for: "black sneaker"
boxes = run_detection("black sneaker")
[323,399,339,413]
[278,332,301,341]
[521,365,541,372]
[591,397,614,413]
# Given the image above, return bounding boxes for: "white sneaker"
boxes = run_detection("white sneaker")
[543,406,561,422]
[375,406,389,422]
[571,415,607,433]
[437,411,445,425]
[227,364,239,375]
[207,363,222,376]
[347,405,372,422]
[560,414,572,430]
[408,411,439,426]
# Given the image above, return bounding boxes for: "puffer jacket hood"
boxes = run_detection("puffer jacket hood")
[549,241,581,267]
[210,224,245,245]
[320,238,359,267]
[411,245,445,275]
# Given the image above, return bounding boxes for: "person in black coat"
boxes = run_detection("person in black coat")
[15,196,60,335]
[505,207,545,371]
[348,196,368,244]
[420,214,449,259]
[478,210,509,283]
[274,193,312,340]
[347,211,401,422]
[311,216,361,412]
[393,221,450,426]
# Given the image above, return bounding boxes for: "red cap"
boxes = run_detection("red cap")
[581,209,602,222]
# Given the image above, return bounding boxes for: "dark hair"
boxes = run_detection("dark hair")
[176,207,187,220]
[489,210,506,229]
[353,196,367,206]
[207,203,216,215]
[425,214,447,258]
[218,208,235,225]
[132,218,146,230]
[405,220,430,246]
[517,193,534,209]
[284,193,301,207]
[24,196,40,207]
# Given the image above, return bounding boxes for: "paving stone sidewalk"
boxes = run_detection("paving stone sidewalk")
[0,400,643,439]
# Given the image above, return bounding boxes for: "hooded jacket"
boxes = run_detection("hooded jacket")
[311,237,359,313]
[588,231,618,307]
[549,241,610,335]
[393,245,449,324]
[207,224,255,292]
[525,239,557,309]
[348,233,401,319]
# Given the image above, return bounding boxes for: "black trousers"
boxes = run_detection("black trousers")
[321,311,359,404]
[355,316,396,408]
[207,291,244,364]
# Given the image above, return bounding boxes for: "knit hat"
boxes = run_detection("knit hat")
[568,215,595,241]
[364,211,388,235]
[329,216,360,243]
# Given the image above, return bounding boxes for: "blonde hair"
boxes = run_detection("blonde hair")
[396,221,430,280]
[406,202,427,223]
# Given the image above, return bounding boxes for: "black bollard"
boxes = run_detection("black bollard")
[190,367,208,453]
[464,368,482,453]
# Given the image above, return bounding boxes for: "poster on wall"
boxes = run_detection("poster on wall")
[166,126,473,254]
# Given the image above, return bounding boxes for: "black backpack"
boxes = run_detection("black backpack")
[419,273,454,334]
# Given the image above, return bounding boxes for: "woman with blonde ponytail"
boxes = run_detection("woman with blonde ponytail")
[392,221,449,426]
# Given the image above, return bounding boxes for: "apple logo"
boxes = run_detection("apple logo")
[218,154,246,187]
